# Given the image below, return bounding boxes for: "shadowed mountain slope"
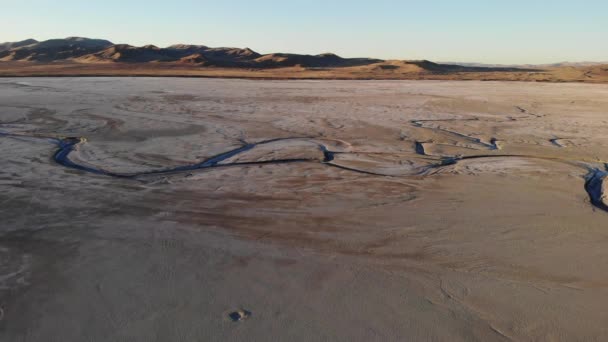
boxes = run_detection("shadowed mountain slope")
[0,37,113,62]
[0,37,381,67]
[0,39,39,52]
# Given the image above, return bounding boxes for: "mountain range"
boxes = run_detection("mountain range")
[1,37,606,83]
[0,37,383,68]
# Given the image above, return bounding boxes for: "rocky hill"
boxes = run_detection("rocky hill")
[0,37,380,68]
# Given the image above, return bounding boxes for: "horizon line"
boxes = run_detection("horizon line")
[3,36,607,66]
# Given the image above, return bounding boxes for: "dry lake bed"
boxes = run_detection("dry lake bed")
[1,78,608,341]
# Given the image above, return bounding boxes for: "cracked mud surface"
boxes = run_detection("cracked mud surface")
[2,78,608,341]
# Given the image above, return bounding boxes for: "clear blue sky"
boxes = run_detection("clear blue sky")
[4,0,608,64]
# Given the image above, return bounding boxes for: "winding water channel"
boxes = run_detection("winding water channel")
[1,126,606,212]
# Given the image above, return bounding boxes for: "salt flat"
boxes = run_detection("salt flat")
[1,78,608,341]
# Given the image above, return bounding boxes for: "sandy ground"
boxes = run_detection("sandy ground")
[1,78,608,341]
[1,62,607,83]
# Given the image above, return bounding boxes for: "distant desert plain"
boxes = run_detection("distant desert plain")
[2,38,608,342]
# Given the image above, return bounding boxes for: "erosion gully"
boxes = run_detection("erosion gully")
[1,117,606,212]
